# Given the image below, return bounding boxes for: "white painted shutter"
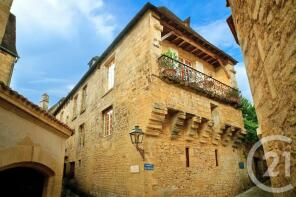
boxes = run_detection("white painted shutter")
[195,61,204,73]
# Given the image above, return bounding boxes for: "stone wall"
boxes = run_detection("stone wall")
[228,0,296,196]
[0,95,70,197]
[0,51,14,85]
[57,8,251,197]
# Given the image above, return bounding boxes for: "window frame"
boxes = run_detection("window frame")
[107,62,115,91]
[78,123,85,147]
[103,107,113,137]
[80,85,87,114]
[72,95,78,120]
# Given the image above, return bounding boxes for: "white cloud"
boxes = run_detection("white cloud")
[235,62,253,102]
[194,19,237,49]
[11,0,116,39]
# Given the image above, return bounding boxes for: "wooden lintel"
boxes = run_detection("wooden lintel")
[161,31,174,41]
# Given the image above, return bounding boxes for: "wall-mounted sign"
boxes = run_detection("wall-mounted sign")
[239,162,245,169]
[130,165,140,173]
[144,163,154,171]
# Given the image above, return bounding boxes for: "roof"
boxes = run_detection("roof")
[0,82,73,137]
[0,13,18,57]
[157,7,238,64]
[53,2,237,115]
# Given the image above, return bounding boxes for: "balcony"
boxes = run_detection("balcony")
[158,55,240,106]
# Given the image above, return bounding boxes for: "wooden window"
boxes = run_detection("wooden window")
[215,149,219,167]
[72,95,78,119]
[185,147,190,167]
[80,85,87,113]
[78,124,85,147]
[103,107,113,136]
[107,62,115,90]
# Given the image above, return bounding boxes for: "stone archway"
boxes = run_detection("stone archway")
[0,162,55,197]
[0,137,63,197]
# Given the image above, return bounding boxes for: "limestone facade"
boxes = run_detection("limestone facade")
[54,4,251,196]
[227,0,296,196]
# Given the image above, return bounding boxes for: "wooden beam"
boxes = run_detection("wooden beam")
[178,40,186,46]
[161,20,220,62]
[217,59,231,79]
[191,48,198,53]
[161,31,174,41]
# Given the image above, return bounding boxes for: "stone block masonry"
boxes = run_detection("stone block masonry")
[228,0,296,196]
[55,4,252,196]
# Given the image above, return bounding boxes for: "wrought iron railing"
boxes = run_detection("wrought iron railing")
[158,55,240,106]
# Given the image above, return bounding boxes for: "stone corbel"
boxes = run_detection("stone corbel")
[185,115,202,141]
[199,118,214,144]
[171,111,186,139]
[145,103,167,136]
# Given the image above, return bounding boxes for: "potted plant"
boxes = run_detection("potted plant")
[161,49,178,77]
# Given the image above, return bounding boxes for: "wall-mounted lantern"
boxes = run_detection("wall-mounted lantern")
[129,125,145,160]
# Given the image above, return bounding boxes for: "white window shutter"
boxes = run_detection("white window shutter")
[196,61,204,73]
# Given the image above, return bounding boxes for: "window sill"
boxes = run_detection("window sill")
[102,88,113,98]
[102,133,112,138]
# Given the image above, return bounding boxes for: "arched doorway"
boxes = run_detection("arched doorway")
[0,167,45,197]
[0,161,55,197]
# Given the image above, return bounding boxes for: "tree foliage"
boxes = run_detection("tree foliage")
[240,97,259,143]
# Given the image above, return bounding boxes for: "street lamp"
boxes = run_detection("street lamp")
[129,125,145,160]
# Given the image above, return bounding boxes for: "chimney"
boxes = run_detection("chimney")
[0,0,13,42]
[88,56,99,68]
[39,93,49,110]
[183,17,191,27]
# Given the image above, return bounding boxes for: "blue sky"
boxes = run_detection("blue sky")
[10,0,252,107]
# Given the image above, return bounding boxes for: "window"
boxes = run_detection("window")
[78,124,85,147]
[72,95,78,119]
[179,56,192,67]
[69,162,75,178]
[215,149,219,167]
[196,61,204,73]
[103,107,113,136]
[80,85,87,113]
[107,62,115,90]
[185,147,190,167]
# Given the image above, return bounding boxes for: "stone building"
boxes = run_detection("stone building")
[53,3,251,196]
[0,0,18,86]
[226,0,296,196]
[0,1,73,196]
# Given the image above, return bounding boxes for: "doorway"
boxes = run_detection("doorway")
[0,167,46,197]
